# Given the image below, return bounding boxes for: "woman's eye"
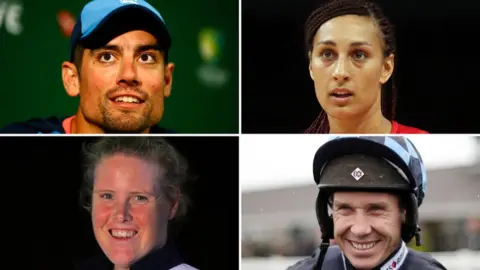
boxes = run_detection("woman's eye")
[321,50,335,59]
[100,193,113,199]
[352,50,367,60]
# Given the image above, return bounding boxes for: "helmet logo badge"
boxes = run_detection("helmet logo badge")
[352,168,364,181]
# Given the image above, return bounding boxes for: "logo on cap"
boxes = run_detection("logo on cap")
[351,168,364,181]
[120,0,138,4]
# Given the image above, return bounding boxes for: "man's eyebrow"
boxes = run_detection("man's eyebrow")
[366,202,389,209]
[333,200,351,208]
[89,44,162,56]
[135,44,162,53]
[90,45,121,56]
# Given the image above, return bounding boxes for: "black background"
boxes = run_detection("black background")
[0,136,238,269]
[242,0,480,133]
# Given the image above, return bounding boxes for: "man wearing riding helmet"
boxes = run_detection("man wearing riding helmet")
[288,136,447,270]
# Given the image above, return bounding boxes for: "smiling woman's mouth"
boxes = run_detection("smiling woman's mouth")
[109,229,138,239]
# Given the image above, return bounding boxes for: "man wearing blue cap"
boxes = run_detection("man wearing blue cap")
[1,0,175,134]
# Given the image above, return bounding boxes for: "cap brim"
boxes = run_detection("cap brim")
[79,5,171,51]
[313,137,416,189]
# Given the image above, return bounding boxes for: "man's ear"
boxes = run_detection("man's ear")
[62,61,80,97]
[401,208,406,223]
[162,63,175,98]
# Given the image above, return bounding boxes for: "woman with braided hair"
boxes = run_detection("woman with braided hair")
[304,0,428,134]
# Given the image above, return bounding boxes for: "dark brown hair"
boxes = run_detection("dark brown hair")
[73,44,85,78]
[304,0,397,133]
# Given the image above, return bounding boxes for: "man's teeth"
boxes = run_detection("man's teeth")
[111,229,137,238]
[114,96,140,103]
[351,241,376,250]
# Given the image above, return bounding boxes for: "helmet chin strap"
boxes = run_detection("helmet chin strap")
[414,225,422,246]
[314,238,331,270]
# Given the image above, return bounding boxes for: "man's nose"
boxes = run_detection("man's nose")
[117,58,140,86]
[350,213,372,237]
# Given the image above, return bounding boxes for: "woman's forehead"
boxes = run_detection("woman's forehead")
[93,154,160,190]
[315,15,382,47]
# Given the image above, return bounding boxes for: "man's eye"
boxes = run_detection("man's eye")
[99,52,115,62]
[138,54,156,63]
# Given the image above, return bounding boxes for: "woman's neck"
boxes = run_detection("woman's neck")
[328,107,391,134]
[112,238,169,270]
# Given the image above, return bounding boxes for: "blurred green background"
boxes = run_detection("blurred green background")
[0,0,238,133]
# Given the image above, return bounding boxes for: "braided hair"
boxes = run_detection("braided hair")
[304,0,397,134]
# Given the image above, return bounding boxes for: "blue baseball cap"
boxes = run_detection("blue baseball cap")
[69,0,171,62]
